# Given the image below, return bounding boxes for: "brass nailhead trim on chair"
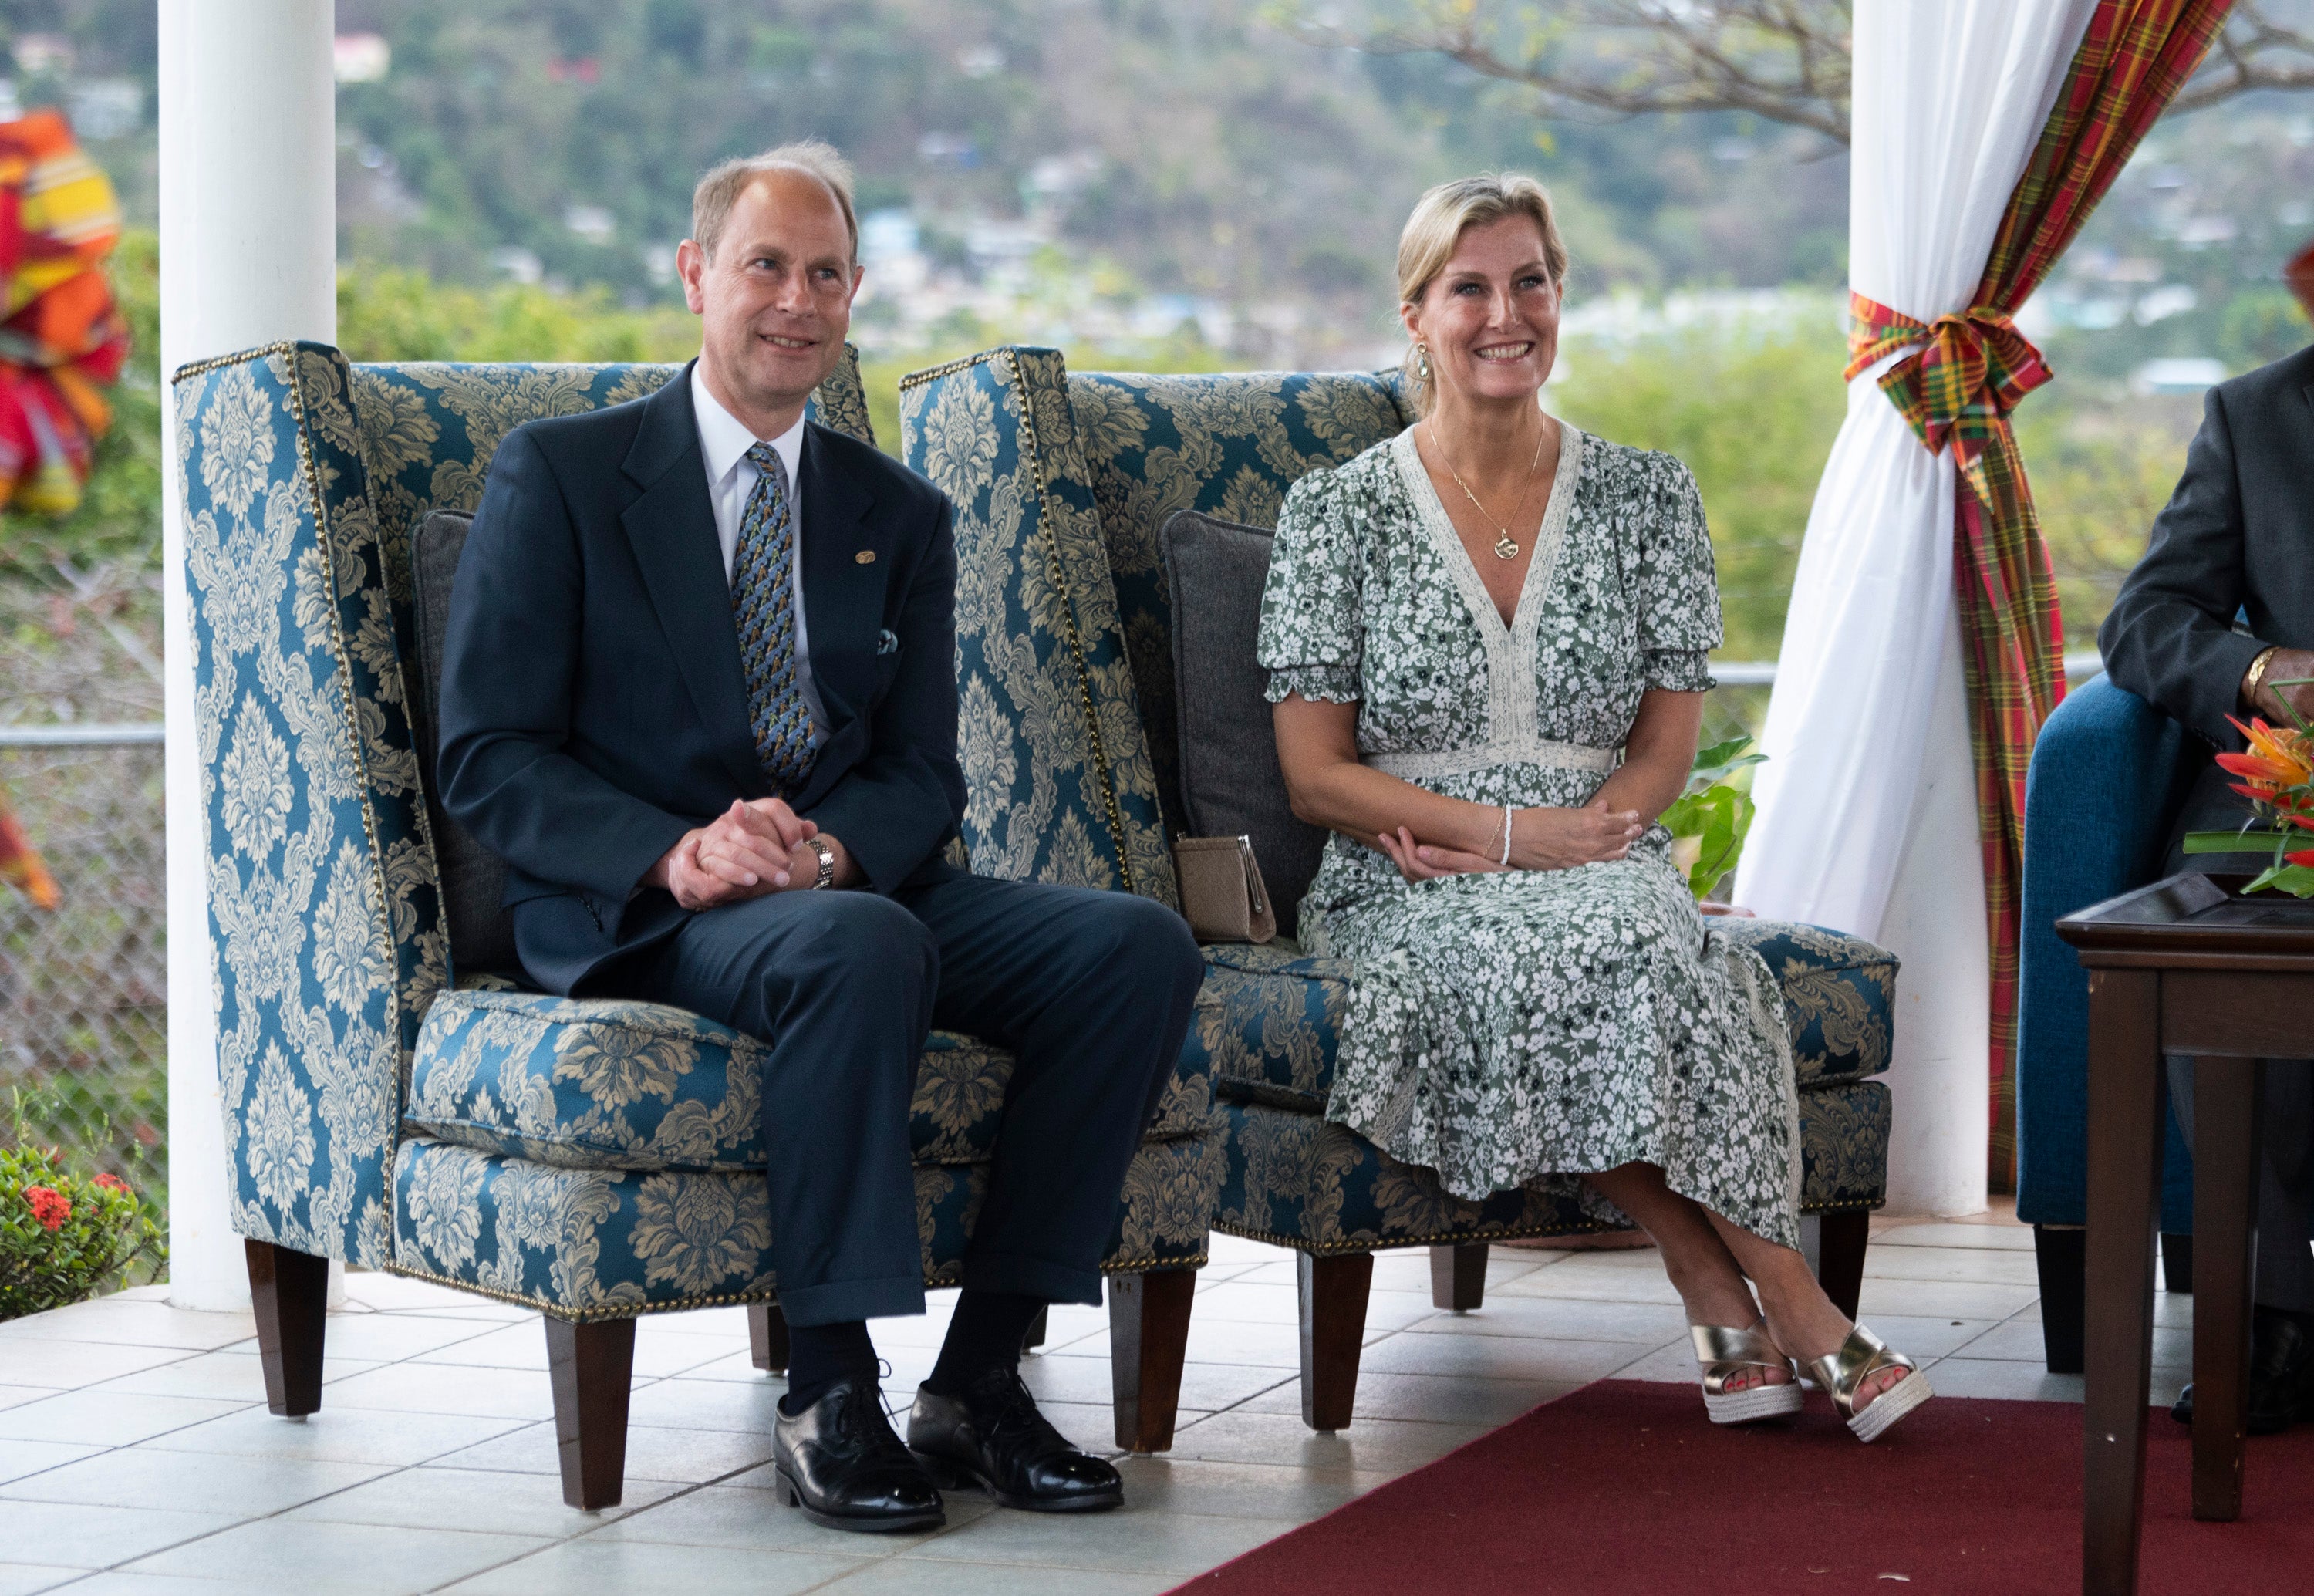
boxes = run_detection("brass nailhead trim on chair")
[899,348,1139,896]
[385,1246,1211,1323]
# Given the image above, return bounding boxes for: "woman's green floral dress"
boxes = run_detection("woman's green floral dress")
[1257,424,1802,1249]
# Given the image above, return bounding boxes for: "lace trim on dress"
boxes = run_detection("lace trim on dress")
[1364,737,1616,779]
[1388,423,1587,751]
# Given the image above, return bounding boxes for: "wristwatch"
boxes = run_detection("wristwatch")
[801,835,836,891]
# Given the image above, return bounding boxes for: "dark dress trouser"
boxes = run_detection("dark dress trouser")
[2164,763,2314,1315]
[607,869,1204,1327]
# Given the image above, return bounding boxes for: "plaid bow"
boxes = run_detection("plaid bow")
[1845,294,2053,509]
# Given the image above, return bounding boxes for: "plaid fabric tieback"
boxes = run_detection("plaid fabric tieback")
[1848,291,2066,1188]
[1845,295,2053,508]
[730,441,818,795]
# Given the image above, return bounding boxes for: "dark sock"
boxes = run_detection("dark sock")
[925,1290,1046,1397]
[781,1320,879,1415]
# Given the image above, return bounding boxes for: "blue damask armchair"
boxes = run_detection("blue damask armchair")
[170,341,1219,1511]
[899,346,1899,1429]
[2017,672,2204,1371]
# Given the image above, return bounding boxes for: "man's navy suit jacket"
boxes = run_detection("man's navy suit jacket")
[2101,342,2314,752]
[436,362,966,995]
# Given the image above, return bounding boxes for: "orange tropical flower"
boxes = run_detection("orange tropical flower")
[2218,716,2314,791]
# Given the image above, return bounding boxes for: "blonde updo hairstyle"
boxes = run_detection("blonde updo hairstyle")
[1397,173,1569,418]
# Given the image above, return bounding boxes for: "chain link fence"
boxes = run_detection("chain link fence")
[2,575,168,1276]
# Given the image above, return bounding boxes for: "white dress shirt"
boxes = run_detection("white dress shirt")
[690,365,826,742]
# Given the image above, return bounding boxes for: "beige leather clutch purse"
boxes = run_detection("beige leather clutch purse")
[1172,835,1277,943]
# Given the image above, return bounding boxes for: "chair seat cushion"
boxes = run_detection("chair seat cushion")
[1212,1077,1891,1251]
[1195,921,1896,1114]
[390,1129,1223,1316]
[406,989,1212,1175]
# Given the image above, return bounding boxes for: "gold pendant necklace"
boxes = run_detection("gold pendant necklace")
[1427,420,1548,559]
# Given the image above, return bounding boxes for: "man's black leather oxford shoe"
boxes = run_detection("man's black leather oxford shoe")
[906,1368,1124,1513]
[773,1373,945,1533]
[2171,1308,2314,1434]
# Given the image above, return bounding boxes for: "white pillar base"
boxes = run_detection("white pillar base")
[1873,614,1992,1218]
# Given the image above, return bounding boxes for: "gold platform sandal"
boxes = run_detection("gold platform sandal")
[1692,1321,1804,1425]
[1808,1324,1933,1443]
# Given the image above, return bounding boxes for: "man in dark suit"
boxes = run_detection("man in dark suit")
[437,140,1203,1530]
[2100,340,2314,1433]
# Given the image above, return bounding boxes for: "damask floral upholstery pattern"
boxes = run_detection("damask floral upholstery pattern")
[897,349,1176,903]
[1209,1071,1893,1252]
[406,990,1212,1175]
[1067,368,1412,838]
[175,339,1217,1318]
[395,1126,1220,1319]
[901,346,1897,1250]
[174,343,441,1269]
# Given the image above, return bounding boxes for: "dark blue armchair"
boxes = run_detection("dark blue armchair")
[2016,673,2205,1370]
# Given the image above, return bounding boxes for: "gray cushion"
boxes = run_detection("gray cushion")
[1160,510,1330,932]
[410,511,520,979]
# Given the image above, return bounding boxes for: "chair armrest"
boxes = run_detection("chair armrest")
[2016,675,2204,1227]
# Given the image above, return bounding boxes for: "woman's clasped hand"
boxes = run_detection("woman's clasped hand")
[1375,798,1644,882]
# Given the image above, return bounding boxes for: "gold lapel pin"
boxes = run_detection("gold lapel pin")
[855,550,876,565]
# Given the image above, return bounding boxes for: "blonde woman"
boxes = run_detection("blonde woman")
[1257,174,1928,1441]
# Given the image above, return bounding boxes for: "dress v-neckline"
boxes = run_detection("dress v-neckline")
[1391,420,1584,756]
[1392,420,1583,646]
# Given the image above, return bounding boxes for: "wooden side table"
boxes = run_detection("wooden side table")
[2056,872,2314,1595]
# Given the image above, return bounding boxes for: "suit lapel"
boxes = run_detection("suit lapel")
[791,423,881,808]
[619,366,765,797]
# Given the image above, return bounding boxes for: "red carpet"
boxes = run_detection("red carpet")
[1169,1378,2314,1594]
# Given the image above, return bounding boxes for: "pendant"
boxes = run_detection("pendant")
[1493,534,1520,561]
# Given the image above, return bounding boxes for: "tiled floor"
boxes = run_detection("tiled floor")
[0,1204,2184,1594]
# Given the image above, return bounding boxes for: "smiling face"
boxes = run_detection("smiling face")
[678,167,860,434]
[1400,213,1561,413]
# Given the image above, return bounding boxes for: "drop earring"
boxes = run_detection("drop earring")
[1416,343,1430,381]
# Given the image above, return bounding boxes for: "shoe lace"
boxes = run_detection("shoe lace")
[977,1367,1057,1445]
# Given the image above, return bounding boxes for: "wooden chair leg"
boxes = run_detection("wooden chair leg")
[748,1302,789,1374]
[244,1239,329,1417]
[2034,1224,2086,1375]
[1108,1269,1195,1453]
[545,1317,636,1511]
[1429,1243,1487,1311]
[1022,1304,1049,1353]
[2161,1231,2194,1294]
[1297,1251,1373,1432]
[1815,1211,1869,1322]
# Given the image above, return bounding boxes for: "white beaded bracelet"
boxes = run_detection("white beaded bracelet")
[1499,804,1514,867]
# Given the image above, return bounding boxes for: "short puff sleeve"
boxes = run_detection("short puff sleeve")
[1257,465,1364,704]
[1634,455,1723,693]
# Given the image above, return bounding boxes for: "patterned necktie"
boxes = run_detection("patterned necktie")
[730,441,817,795]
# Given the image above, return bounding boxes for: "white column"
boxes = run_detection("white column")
[158,0,337,1311]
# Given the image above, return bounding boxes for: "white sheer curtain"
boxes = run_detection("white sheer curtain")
[1732,0,2094,1213]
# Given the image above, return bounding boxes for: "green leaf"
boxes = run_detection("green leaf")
[2244,862,2314,899]
[2183,829,2295,855]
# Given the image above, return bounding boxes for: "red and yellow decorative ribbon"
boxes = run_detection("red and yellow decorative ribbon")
[1845,297,2053,509]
